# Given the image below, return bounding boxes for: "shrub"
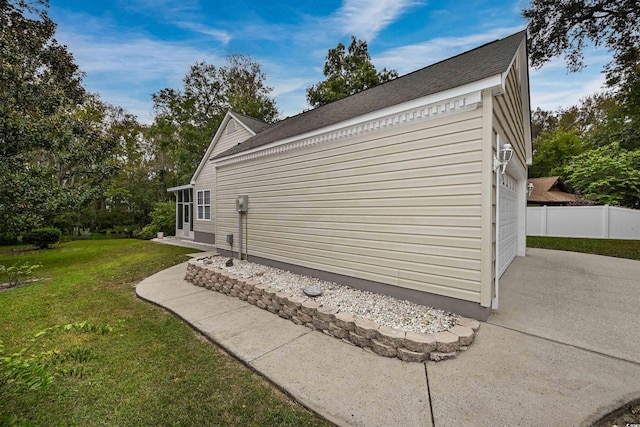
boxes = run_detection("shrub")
[23,228,62,249]
[138,224,159,240]
[138,202,175,240]
[0,233,19,246]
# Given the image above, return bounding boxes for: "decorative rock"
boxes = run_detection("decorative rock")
[298,312,313,323]
[328,323,348,339]
[264,287,279,297]
[278,310,291,320]
[238,293,247,301]
[229,290,238,297]
[253,283,269,296]
[448,325,475,346]
[433,331,460,353]
[371,339,397,357]
[404,332,437,353]
[300,300,321,316]
[348,331,370,348]
[312,317,329,331]
[334,312,356,331]
[275,291,292,305]
[429,351,457,362]
[256,300,267,310]
[397,348,428,363]
[376,326,406,348]
[354,318,378,339]
[282,305,297,317]
[303,285,322,297]
[286,296,306,309]
[247,296,257,305]
[291,316,303,326]
[456,317,480,332]
[316,306,338,322]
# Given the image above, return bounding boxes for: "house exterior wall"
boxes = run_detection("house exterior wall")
[215,108,485,304]
[488,45,530,306]
[193,123,254,237]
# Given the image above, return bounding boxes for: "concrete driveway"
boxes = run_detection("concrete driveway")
[491,247,640,364]
[138,247,640,426]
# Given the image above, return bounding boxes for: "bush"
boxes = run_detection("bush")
[138,224,159,240]
[138,202,175,240]
[0,233,19,245]
[23,228,62,249]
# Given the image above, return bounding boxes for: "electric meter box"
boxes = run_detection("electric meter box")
[236,195,248,212]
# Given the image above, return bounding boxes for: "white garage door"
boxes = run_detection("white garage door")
[498,172,518,277]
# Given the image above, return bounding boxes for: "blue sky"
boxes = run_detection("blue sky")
[48,0,612,124]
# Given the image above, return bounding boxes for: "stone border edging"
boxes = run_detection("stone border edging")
[185,260,480,362]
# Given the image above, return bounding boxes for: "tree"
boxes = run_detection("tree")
[524,1,640,150]
[306,36,398,108]
[523,0,640,74]
[0,0,109,236]
[530,129,588,178]
[149,55,278,184]
[563,142,640,208]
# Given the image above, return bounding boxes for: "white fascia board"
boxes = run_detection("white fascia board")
[167,183,194,192]
[215,75,503,163]
[190,111,258,184]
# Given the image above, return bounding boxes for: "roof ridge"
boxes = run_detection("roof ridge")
[213,30,527,160]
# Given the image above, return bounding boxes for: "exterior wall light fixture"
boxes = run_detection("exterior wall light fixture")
[494,143,514,175]
[527,182,534,196]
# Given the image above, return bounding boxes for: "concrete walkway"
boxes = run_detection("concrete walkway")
[136,249,640,426]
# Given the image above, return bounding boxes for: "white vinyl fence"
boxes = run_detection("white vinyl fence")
[527,205,640,240]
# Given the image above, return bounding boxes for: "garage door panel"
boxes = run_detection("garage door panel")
[498,172,518,277]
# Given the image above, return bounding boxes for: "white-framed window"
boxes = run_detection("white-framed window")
[197,190,211,220]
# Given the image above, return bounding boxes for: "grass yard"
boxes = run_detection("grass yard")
[527,236,640,261]
[0,240,330,426]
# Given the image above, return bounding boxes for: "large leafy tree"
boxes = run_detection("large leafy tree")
[529,129,587,178]
[523,0,640,74]
[0,0,119,235]
[524,0,640,149]
[149,55,278,185]
[306,36,398,108]
[563,142,640,207]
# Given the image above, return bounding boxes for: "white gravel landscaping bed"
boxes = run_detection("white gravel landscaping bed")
[204,256,459,334]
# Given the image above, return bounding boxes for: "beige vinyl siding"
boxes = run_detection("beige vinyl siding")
[216,108,485,303]
[194,122,254,234]
[494,62,526,168]
[210,122,253,158]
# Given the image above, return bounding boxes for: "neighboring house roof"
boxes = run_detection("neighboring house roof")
[527,176,577,204]
[213,30,527,161]
[189,111,270,184]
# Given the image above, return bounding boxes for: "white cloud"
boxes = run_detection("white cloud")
[175,22,232,45]
[373,26,525,74]
[329,0,419,41]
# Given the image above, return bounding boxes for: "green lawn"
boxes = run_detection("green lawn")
[0,240,330,426]
[527,236,640,260]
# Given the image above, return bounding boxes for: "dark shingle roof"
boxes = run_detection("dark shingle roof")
[232,112,271,134]
[214,30,526,160]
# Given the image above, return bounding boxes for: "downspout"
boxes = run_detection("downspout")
[493,158,500,309]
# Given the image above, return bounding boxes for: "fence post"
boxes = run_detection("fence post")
[603,205,610,238]
[542,205,548,236]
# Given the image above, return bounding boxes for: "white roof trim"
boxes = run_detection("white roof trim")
[214,75,502,165]
[167,183,194,192]
[189,111,259,184]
